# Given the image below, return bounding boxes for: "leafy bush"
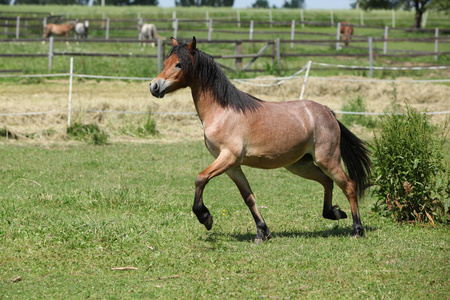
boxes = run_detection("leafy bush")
[340,95,377,128]
[67,122,109,145]
[372,105,449,224]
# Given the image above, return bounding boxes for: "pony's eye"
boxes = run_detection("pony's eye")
[175,63,182,69]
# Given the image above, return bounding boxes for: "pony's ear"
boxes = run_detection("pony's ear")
[171,37,178,46]
[187,36,197,54]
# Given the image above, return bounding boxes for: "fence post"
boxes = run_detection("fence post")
[208,19,213,41]
[48,36,54,72]
[330,11,334,26]
[299,61,311,100]
[383,26,389,54]
[172,11,176,29]
[15,16,20,39]
[269,9,272,28]
[237,10,241,28]
[276,38,281,72]
[360,10,364,26]
[422,11,428,28]
[157,39,162,73]
[68,57,73,127]
[235,41,242,70]
[290,20,295,48]
[249,20,254,41]
[300,9,304,28]
[43,17,47,38]
[205,11,209,27]
[368,37,373,78]
[336,22,341,50]
[435,28,439,61]
[173,19,178,39]
[392,10,395,28]
[5,19,8,38]
[105,18,110,40]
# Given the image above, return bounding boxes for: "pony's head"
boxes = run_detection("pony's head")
[150,37,196,98]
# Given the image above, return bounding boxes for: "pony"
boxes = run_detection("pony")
[138,23,166,46]
[75,20,89,39]
[149,37,372,242]
[340,22,354,46]
[44,21,76,39]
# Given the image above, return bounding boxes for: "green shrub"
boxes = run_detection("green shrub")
[340,95,377,128]
[67,122,109,145]
[372,105,449,224]
[137,112,158,136]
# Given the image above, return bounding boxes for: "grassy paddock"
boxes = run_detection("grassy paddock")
[0,141,449,298]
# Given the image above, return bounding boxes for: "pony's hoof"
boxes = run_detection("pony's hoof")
[351,227,365,238]
[254,231,272,244]
[203,215,213,231]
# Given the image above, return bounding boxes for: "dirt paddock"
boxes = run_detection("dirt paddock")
[0,76,449,143]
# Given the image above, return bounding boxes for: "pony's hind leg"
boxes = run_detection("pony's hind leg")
[226,166,271,243]
[314,156,364,237]
[285,155,348,221]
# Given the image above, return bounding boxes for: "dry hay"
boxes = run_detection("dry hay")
[0,76,449,144]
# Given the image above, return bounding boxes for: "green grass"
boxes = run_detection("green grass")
[0,141,449,298]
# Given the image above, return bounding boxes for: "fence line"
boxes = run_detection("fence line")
[1,59,449,119]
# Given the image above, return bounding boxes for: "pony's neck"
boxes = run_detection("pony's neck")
[190,49,262,115]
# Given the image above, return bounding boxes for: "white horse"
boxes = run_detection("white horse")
[75,20,89,39]
[137,23,165,46]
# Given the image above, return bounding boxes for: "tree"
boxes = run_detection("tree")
[175,0,234,6]
[354,0,435,28]
[283,0,304,8]
[251,0,269,8]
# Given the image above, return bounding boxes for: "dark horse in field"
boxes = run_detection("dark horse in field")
[340,22,354,46]
[44,22,76,39]
[150,37,371,242]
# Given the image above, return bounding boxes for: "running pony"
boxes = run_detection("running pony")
[150,37,372,242]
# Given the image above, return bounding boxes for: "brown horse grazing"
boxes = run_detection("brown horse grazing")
[44,22,76,39]
[150,37,372,242]
[340,22,354,46]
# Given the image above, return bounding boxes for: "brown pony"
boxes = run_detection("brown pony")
[340,22,354,46]
[44,22,76,39]
[150,37,372,242]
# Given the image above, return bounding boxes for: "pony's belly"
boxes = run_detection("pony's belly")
[242,150,306,169]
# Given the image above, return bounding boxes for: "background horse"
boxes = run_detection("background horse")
[340,22,354,46]
[44,22,76,39]
[150,37,372,242]
[138,23,166,46]
[75,20,89,39]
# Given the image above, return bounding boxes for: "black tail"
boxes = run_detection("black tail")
[338,120,372,199]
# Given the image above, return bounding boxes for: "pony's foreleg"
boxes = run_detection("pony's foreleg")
[226,166,271,243]
[193,151,237,231]
[285,155,348,221]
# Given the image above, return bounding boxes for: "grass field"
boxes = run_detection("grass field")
[0,5,449,298]
[0,141,449,298]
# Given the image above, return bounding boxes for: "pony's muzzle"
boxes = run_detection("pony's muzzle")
[149,79,166,98]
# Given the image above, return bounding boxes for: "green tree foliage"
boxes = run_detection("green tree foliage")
[175,0,234,6]
[372,106,449,224]
[354,0,434,28]
[251,0,269,8]
[282,0,304,8]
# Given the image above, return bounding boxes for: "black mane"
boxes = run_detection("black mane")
[170,43,263,113]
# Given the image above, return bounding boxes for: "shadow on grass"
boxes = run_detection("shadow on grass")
[204,225,378,243]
